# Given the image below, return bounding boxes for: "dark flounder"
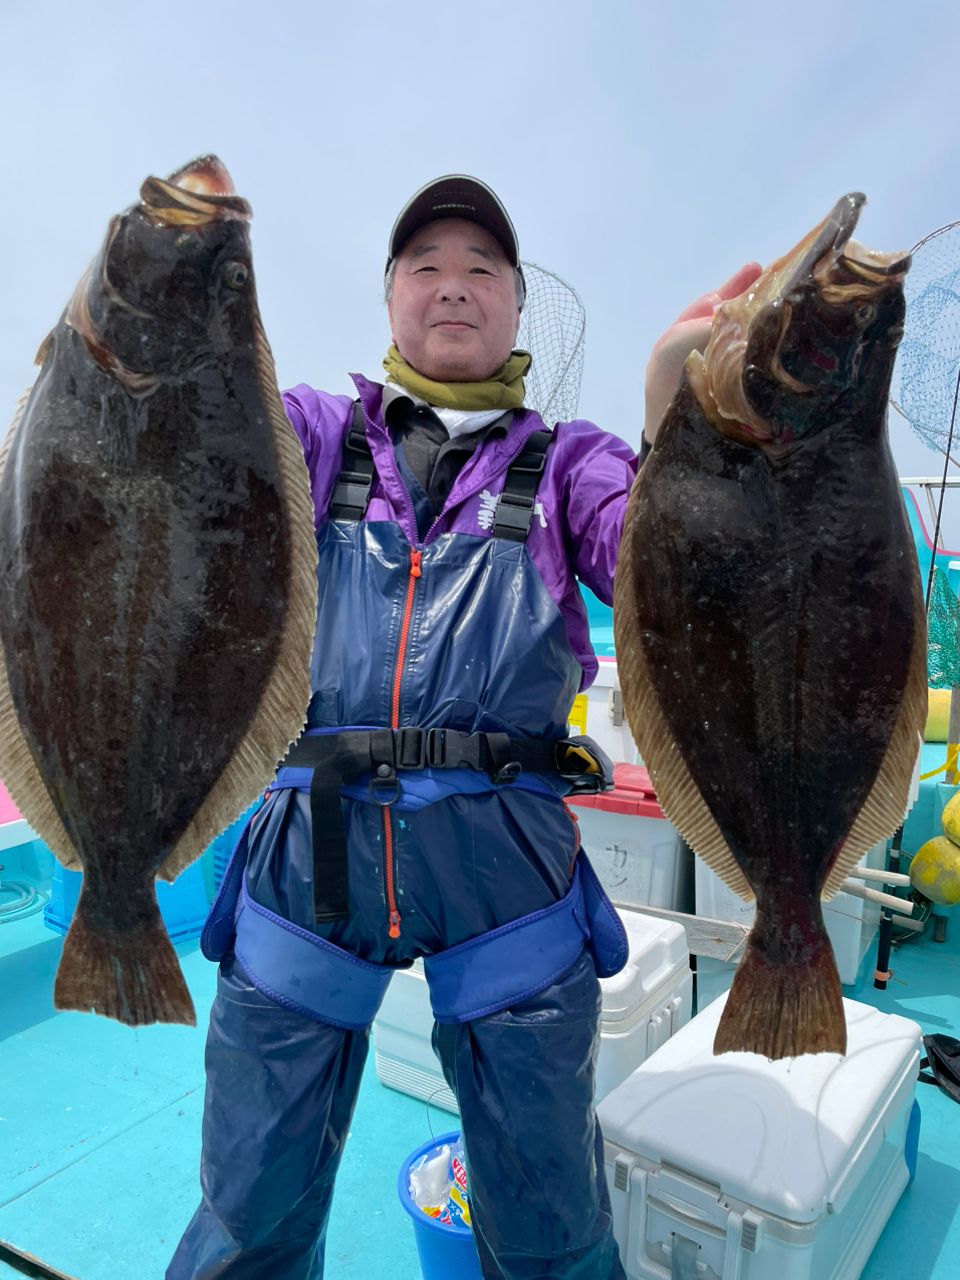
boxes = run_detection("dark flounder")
[0,157,317,1026]
[614,194,927,1059]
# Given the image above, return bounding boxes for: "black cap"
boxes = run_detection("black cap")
[386,174,520,272]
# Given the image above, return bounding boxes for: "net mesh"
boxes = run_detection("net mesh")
[890,220,960,454]
[927,566,960,688]
[517,261,586,424]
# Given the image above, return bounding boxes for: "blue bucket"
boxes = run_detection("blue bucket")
[397,1131,482,1280]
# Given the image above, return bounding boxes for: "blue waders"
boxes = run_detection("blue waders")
[168,413,629,1279]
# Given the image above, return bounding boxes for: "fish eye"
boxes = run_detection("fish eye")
[854,303,876,327]
[223,260,249,289]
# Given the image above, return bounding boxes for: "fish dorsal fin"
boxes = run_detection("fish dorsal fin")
[614,493,754,902]
[156,319,317,883]
[0,387,82,869]
[822,578,928,897]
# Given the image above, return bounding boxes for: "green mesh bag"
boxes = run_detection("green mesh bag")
[927,567,960,688]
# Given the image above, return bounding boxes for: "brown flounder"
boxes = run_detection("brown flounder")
[0,157,317,1026]
[614,194,926,1058]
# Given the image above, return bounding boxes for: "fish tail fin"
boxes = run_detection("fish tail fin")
[54,896,196,1027]
[713,933,845,1059]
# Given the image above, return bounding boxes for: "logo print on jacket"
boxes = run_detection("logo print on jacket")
[477,490,498,530]
[477,490,548,532]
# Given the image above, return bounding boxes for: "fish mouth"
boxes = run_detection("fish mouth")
[59,157,252,393]
[139,155,252,227]
[687,194,910,447]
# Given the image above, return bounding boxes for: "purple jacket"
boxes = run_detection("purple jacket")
[282,373,638,689]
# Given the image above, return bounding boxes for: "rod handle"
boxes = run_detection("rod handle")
[839,879,916,916]
[849,865,912,887]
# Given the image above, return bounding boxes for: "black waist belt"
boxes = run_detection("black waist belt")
[278,727,609,924]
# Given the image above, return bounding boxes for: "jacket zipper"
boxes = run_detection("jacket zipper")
[352,396,420,940]
[383,545,422,937]
[357,396,542,938]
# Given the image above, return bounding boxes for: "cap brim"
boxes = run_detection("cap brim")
[388,175,519,268]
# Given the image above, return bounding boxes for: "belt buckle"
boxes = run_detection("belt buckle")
[396,726,426,770]
[425,728,447,768]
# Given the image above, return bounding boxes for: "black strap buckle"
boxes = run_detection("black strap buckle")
[329,406,376,521]
[425,728,480,769]
[511,430,552,474]
[345,424,369,453]
[395,726,426,769]
[491,499,535,536]
[492,429,553,543]
[330,472,374,515]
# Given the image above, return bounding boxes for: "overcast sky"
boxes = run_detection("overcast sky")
[3,0,959,533]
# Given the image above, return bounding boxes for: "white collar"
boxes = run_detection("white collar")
[381,382,510,439]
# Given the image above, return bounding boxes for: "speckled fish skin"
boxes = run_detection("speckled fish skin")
[0,158,316,1025]
[614,195,927,1059]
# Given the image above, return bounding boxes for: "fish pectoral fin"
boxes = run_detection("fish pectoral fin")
[34,331,54,367]
[822,585,928,898]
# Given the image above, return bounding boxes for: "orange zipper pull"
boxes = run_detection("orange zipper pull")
[410,548,422,578]
[388,910,401,938]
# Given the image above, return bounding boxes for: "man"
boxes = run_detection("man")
[168,175,759,1280]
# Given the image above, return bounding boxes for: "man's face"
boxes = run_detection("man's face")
[388,218,520,382]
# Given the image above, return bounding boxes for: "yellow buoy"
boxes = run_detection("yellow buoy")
[942,790,960,846]
[910,836,960,906]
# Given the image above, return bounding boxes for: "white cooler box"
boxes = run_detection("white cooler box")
[694,836,890,992]
[599,993,922,1280]
[373,907,693,1112]
[569,764,694,913]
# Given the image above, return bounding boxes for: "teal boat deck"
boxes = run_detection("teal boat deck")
[0,835,957,1280]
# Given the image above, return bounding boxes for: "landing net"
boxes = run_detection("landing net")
[517,262,586,424]
[891,219,960,460]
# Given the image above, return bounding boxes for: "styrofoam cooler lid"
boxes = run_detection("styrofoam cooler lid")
[591,657,620,689]
[598,992,922,1222]
[600,909,689,1025]
[570,763,665,819]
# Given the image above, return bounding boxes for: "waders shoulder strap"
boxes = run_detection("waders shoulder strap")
[492,428,553,542]
[328,402,376,521]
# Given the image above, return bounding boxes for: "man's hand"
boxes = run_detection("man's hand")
[643,262,763,447]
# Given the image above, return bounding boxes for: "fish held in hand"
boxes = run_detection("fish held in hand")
[0,156,317,1026]
[614,194,926,1059]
